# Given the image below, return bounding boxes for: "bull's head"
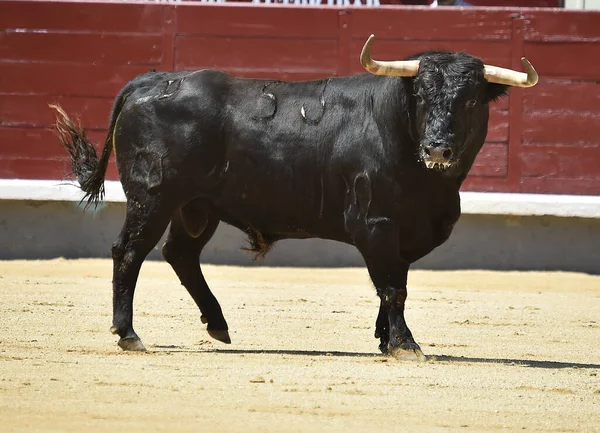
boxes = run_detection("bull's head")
[360,35,538,172]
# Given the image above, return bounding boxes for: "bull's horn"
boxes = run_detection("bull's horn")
[360,34,420,77]
[483,58,539,87]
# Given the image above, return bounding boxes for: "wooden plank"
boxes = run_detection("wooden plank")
[175,4,339,38]
[523,112,600,145]
[519,177,600,195]
[0,95,113,129]
[351,8,514,41]
[0,124,117,181]
[469,0,560,5]
[337,10,352,77]
[0,1,163,34]
[487,109,509,143]
[524,10,600,43]
[0,158,119,181]
[520,144,600,179]
[0,33,162,66]
[0,63,149,97]
[199,70,340,82]
[0,158,72,180]
[461,176,511,193]
[176,36,338,76]
[523,80,600,113]
[469,143,508,178]
[161,5,176,72]
[524,42,600,79]
[0,128,107,159]
[507,17,525,192]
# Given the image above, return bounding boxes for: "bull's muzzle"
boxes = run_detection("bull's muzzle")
[422,144,454,170]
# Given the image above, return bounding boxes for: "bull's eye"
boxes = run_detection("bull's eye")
[466,99,477,108]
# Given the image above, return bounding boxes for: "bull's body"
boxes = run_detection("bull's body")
[121,70,459,259]
[53,41,536,358]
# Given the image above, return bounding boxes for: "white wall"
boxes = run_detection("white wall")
[565,0,600,9]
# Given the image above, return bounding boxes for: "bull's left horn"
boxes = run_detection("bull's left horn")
[360,34,420,77]
[483,58,539,88]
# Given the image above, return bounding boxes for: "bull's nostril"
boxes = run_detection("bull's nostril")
[442,149,453,160]
[423,147,431,157]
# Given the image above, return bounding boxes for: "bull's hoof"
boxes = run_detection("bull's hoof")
[389,341,427,361]
[117,336,147,352]
[207,329,231,344]
[378,341,389,355]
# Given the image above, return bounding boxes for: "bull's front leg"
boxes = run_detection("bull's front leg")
[374,299,389,354]
[365,250,425,361]
[344,173,425,360]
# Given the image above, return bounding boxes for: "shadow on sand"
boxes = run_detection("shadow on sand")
[151,346,599,370]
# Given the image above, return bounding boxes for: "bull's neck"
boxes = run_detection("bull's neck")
[371,77,420,160]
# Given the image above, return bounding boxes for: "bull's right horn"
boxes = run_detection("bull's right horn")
[360,34,420,77]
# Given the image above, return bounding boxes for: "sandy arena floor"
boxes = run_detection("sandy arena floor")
[0,259,598,432]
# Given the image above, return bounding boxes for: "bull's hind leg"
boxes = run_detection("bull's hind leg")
[162,201,231,344]
[110,197,172,351]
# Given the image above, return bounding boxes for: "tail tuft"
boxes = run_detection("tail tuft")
[50,104,107,209]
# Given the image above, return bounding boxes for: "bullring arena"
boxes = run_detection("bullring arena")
[2,260,600,432]
[1,0,600,432]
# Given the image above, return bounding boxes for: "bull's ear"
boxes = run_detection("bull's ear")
[484,83,509,104]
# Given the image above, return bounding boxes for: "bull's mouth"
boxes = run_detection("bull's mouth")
[424,160,454,171]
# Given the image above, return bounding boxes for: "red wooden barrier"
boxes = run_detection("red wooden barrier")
[1,1,599,195]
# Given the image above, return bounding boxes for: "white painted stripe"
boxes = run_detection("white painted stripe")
[1,179,599,218]
[0,179,127,203]
[459,191,600,219]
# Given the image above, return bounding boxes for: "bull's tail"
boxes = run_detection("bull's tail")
[50,92,127,209]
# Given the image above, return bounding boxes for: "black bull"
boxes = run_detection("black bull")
[52,35,538,359]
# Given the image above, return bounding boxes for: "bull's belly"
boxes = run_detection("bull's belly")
[211,192,350,244]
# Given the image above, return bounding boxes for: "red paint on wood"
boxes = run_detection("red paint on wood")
[0,158,72,180]
[520,144,600,179]
[337,10,352,77]
[176,4,339,38]
[520,178,600,195]
[469,143,508,177]
[350,8,514,41]
[524,10,600,43]
[0,128,107,159]
[507,16,524,190]
[487,109,509,143]
[0,158,119,181]
[0,33,162,66]
[176,36,339,76]
[523,113,600,145]
[0,95,113,129]
[0,63,150,97]
[461,176,511,193]
[468,0,559,6]
[523,80,600,113]
[161,5,176,72]
[524,42,600,79]
[0,1,163,34]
